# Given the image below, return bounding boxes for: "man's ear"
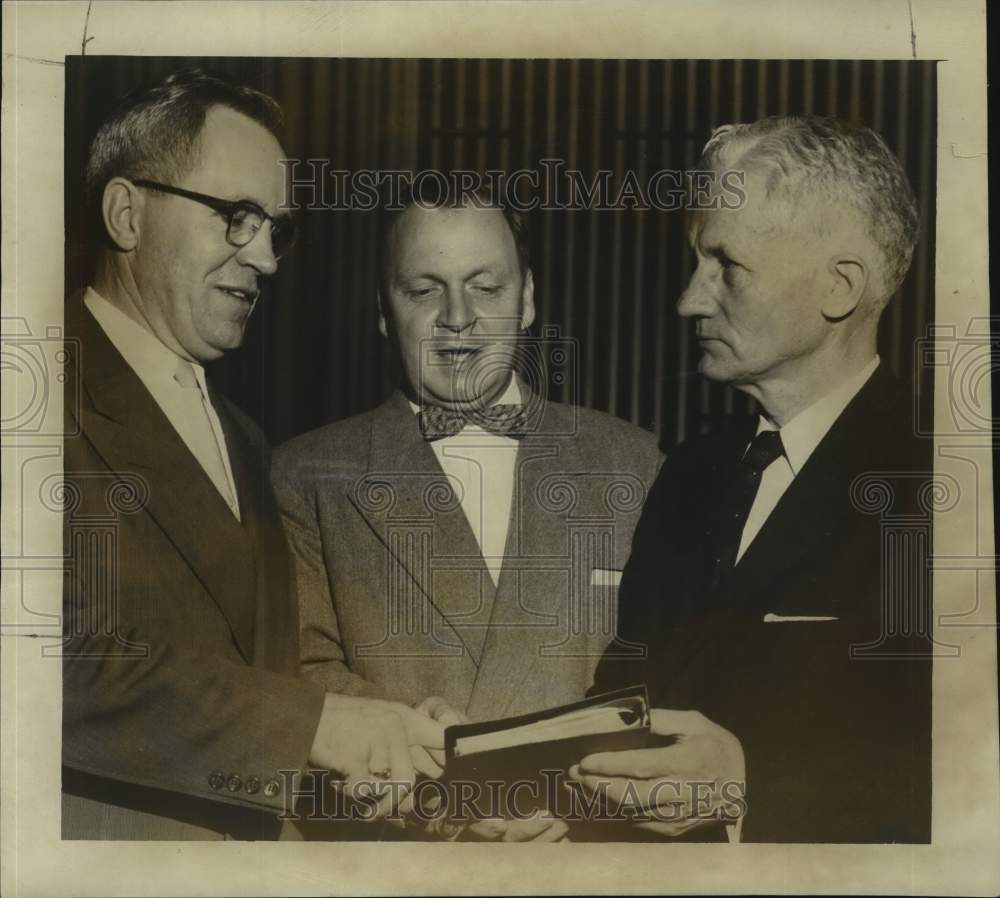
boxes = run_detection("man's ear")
[102,178,143,252]
[821,255,868,321]
[520,269,536,330]
[377,291,389,339]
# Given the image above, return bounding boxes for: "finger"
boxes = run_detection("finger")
[434,703,465,729]
[426,813,465,841]
[374,780,413,821]
[649,708,711,737]
[497,811,568,842]
[577,747,666,778]
[529,819,570,842]
[413,696,437,717]
[397,706,447,749]
[394,787,417,820]
[569,773,631,803]
[367,740,392,781]
[569,773,688,813]
[511,815,568,843]
[499,815,549,842]
[426,746,447,769]
[634,816,715,838]
[345,778,387,809]
[386,715,417,791]
[466,818,507,840]
[577,744,704,779]
[416,696,465,728]
[409,745,443,779]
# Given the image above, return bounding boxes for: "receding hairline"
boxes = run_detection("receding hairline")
[381,202,527,283]
[701,132,894,262]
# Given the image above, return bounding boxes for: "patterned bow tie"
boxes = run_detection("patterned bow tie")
[419,403,529,441]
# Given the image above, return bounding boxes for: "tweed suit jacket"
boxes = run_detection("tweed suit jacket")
[272,387,662,722]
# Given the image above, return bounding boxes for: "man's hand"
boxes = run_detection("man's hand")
[424,809,569,842]
[414,695,467,728]
[407,698,568,841]
[413,695,467,768]
[309,693,446,818]
[566,709,746,838]
[466,812,569,842]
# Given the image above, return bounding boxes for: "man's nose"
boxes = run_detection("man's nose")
[236,224,279,276]
[436,289,475,333]
[677,267,716,319]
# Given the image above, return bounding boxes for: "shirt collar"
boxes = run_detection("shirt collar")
[84,286,203,387]
[756,356,880,475]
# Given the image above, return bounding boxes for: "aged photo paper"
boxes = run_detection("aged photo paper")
[2,0,998,895]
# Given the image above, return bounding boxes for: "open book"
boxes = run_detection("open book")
[444,686,650,814]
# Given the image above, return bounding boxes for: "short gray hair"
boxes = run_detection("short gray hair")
[85,69,283,223]
[699,115,919,301]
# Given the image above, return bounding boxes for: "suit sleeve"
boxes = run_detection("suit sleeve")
[591,449,674,697]
[63,628,326,815]
[270,452,389,700]
[61,403,328,816]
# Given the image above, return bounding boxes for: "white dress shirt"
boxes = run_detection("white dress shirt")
[410,377,521,587]
[84,288,241,520]
[736,356,880,562]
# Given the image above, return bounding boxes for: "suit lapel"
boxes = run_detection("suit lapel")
[728,366,894,610]
[214,397,300,675]
[348,392,494,665]
[69,299,257,662]
[657,368,901,695]
[465,391,581,718]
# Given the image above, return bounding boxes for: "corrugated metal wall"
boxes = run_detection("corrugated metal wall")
[66,58,936,448]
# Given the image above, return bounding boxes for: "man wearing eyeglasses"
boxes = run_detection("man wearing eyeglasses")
[62,70,446,840]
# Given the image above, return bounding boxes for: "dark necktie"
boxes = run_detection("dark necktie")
[711,429,785,589]
[418,403,529,441]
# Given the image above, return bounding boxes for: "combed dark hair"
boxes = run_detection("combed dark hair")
[84,69,283,219]
[376,174,531,295]
[698,115,920,301]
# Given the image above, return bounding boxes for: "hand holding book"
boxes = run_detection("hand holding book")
[566,708,746,838]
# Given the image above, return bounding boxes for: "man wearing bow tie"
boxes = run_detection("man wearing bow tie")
[579,116,933,843]
[271,189,661,765]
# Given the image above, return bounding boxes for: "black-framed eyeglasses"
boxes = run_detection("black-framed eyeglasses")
[132,179,297,259]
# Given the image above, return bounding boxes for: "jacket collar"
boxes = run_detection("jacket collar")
[66,295,258,661]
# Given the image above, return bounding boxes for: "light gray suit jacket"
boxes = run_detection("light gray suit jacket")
[272,388,662,721]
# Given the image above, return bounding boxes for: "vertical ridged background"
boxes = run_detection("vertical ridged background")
[66,58,936,449]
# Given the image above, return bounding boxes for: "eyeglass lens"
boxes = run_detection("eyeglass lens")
[229,205,296,258]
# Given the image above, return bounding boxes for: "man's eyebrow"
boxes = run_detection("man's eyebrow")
[697,236,732,258]
[226,192,286,215]
[393,270,444,283]
[464,266,505,279]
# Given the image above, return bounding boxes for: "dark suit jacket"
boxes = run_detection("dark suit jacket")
[594,365,933,843]
[272,388,662,721]
[61,297,326,840]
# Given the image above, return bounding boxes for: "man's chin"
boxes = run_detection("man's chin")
[190,333,244,363]
[697,355,730,382]
[419,376,510,410]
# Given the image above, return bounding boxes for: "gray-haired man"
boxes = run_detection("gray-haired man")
[580,115,933,843]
